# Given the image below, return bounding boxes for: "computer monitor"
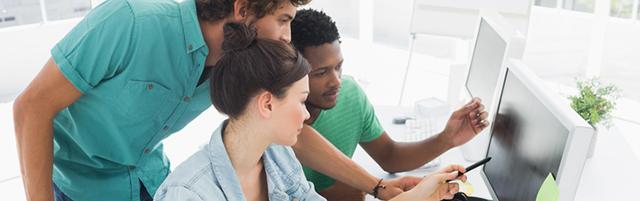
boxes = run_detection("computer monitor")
[480,59,594,201]
[464,12,516,113]
[459,12,525,161]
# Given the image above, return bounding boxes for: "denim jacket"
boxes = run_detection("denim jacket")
[155,121,326,201]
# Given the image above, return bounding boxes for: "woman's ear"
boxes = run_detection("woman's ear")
[256,91,274,118]
[232,0,249,22]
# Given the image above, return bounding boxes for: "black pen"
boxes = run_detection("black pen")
[447,157,492,182]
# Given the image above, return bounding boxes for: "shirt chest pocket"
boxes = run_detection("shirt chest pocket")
[119,80,174,120]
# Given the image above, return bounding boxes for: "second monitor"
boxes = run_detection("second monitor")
[480,59,593,201]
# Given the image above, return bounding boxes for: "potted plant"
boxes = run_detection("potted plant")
[568,77,620,158]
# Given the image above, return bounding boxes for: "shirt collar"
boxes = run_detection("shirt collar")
[262,146,289,200]
[207,121,288,200]
[207,121,246,200]
[178,0,207,54]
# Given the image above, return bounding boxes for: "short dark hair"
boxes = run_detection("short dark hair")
[210,23,310,118]
[291,9,340,53]
[196,0,311,22]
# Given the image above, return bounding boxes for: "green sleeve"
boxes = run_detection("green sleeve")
[355,80,384,142]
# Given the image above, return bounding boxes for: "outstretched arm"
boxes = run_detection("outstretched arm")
[13,58,83,201]
[292,125,413,200]
[361,98,488,173]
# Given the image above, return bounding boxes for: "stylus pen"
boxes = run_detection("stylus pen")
[446,157,492,182]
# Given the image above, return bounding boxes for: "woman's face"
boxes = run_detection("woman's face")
[270,76,310,146]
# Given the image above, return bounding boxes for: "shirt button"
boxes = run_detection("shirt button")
[187,44,193,51]
[183,96,191,102]
[144,148,151,154]
[128,166,135,170]
[162,125,169,131]
[146,84,153,91]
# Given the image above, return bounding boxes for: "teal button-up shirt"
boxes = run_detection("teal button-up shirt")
[50,0,211,200]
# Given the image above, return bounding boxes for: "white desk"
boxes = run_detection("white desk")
[355,105,640,201]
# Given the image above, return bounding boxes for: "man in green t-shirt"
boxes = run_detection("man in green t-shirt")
[291,9,490,200]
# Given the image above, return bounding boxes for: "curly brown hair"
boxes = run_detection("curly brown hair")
[196,0,311,22]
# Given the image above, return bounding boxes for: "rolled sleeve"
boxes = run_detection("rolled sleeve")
[51,0,136,94]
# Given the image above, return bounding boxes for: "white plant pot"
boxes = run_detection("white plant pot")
[586,127,599,159]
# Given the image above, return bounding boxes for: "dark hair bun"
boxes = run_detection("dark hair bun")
[210,22,311,118]
[222,22,257,52]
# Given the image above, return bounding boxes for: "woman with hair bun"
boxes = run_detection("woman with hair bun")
[155,22,466,201]
[155,22,321,201]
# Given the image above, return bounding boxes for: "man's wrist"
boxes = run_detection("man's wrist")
[362,175,379,193]
[375,178,403,200]
[371,178,386,198]
[436,131,455,150]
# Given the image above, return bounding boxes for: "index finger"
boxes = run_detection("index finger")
[438,164,466,174]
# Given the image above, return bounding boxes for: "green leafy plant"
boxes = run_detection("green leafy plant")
[569,77,620,129]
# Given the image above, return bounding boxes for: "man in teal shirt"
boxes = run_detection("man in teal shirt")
[291,9,490,200]
[13,0,420,200]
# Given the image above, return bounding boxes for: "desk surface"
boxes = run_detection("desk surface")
[355,105,640,201]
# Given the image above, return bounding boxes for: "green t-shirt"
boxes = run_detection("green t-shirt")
[303,75,385,191]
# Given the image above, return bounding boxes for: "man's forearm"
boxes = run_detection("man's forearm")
[14,101,55,201]
[292,126,378,193]
[382,132,452,172]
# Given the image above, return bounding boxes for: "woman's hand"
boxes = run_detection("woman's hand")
[394,165,467,201]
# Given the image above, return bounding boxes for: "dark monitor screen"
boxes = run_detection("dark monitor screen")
[465,18,508,106]
[483,69,569,201]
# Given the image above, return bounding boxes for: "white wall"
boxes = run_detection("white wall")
[306,0,361,39]
[523,6,640,102]
[0,18,79,102]
[600,18,640,101]
[372,0,413,49]
[523,7,594,85]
